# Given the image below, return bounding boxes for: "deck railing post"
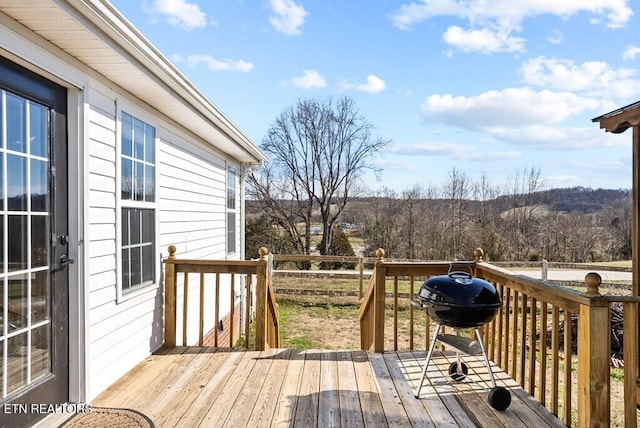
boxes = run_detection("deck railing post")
[577,272,610,427]
[255,247,269,351]
[473,247,484,264]
[373,248,386,353]
[266,251,279,348]
[623,300,639,428]
[164,245,177,348]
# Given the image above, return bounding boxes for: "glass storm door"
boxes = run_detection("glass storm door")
[0,57,69,426]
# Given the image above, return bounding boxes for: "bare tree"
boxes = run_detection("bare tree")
[247,97,390,256]
[443,168,471,258]
[471,174,507,261]
[361,187,404,256]
[600,197,632,260]
[501,167,544,260]
[401,184,423,259]
[246,162,310,255]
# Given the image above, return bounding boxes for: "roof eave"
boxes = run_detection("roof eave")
[70,0,267,163]
[592,100,640,134]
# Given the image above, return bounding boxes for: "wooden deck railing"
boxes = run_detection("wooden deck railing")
[359,247,640,427]
[163,246,279,351]
[358,251,379,350]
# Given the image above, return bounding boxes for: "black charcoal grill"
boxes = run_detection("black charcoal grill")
[412,264,511,411]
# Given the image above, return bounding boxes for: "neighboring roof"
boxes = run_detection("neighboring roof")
[592,100,640,134]
[0,0,267,164]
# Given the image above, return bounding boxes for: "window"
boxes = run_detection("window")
[226,166,236,255]
[120,112,155,292]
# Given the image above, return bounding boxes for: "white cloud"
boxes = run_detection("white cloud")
[172,54,253,72]
[143,0,207,29]
[422,87,601,131]
[390,0,632,31]
[443,26,525,53]
[390,1,631,55]
[387,141,521,162]
[420,85,631,150]
[544,174,582,187]
[623,45,640,60]
[398,89,414,97]
[490,125,626,149]
[521,56,640,98]
[268,0,308,36]
[341,75,386,94]
[546,30,563,44]
[390,1,461,31]
[290,70,327,89]
[388,141,474,156]
[374,158,417,171]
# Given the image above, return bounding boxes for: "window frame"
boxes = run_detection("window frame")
[116,106,159,303]
[226,165,237,256]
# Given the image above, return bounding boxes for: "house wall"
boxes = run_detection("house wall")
[0,18,245,402]
[85,84,242,400]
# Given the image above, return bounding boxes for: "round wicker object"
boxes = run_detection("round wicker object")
[60,407,154,428]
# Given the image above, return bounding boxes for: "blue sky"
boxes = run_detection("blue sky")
[108,0,640,193]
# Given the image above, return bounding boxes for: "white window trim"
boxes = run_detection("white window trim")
[226,164,238,257]
[115,101,159,303]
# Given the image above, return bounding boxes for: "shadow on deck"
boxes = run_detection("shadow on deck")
[79,347,563,427]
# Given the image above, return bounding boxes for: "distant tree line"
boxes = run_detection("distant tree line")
[341,168,631,262]
[247,167,631,263]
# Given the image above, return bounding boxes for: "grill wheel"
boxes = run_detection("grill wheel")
[448,361,468,381]
[488,386,511,411]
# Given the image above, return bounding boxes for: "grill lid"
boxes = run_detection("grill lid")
[415,269,502,328]
[417,271,501,308]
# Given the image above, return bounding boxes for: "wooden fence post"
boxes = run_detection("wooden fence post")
[164,245,177,347]
[359,256,364,299]
[578,273,610,427]
[373,248,386,353]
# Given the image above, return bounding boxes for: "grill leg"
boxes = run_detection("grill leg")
[415,323,441,398]
[474,328,497,388]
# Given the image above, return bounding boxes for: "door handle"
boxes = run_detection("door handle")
[60,255,75,267]
[52,255,75,273]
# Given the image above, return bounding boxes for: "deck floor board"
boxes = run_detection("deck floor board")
[87,347,563,428]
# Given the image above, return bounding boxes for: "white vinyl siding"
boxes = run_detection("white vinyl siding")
[84,93,164,399]
[158,137,226,258]
[85,94,239,398]
[80,81,247,403]
[87,89,117,308]
[158,135,228,347]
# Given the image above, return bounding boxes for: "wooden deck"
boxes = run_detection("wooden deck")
[89,347,564,428]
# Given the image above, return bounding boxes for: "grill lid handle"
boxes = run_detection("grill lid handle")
[448,271,472,278]
[448,261,474,276]
[448,270,474,285]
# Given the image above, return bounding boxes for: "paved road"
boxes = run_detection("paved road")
[511,268,632,283]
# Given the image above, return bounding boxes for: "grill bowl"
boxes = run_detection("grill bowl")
[416,271,501,328]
